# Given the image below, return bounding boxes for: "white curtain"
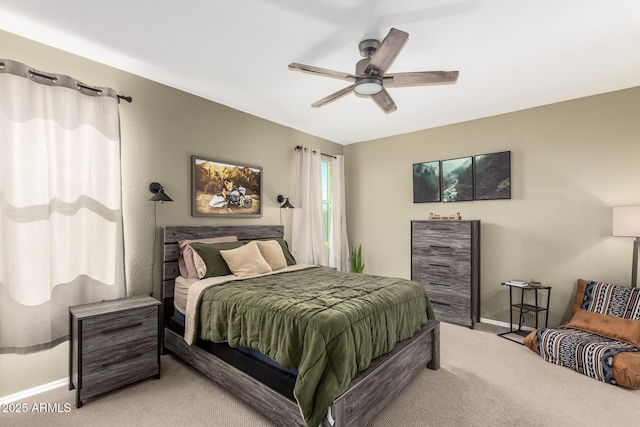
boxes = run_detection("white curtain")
[291,146,326,265]
[329,155,350,271]
[0,59,125,354]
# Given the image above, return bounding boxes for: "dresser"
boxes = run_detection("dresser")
[411,220,480,328]
[69,295,162,407]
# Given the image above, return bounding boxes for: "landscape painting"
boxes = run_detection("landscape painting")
[413,161,441,203]
[474,151,511,200]
[441,157,473,202]
[192,155,262,217]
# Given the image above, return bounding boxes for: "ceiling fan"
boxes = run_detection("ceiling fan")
[289,28,459,114]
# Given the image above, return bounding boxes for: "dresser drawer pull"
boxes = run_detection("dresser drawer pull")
[101,353,142,368]
[430,282,450,287]
[430,245,451,249]
[101,322,143,335]
[429,263,450,268]
[431,300,451,307]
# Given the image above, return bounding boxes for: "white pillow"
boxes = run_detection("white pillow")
[220,240,272,277]
[255,240,288,271]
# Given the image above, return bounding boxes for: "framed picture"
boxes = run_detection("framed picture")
[441,156,473,202]
[413,161,441,203]
[192,155,262,217]
[474,151,511,200]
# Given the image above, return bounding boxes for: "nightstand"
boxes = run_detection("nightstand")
[69,295,162,407]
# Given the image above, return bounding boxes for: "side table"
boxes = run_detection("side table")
[498,282,551,344]
[69,295,162,407]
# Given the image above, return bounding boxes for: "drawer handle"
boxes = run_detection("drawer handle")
[101,353,142,368]
[430,282,450,287]
[102,322,143,335]
[430,245,451,249]
[429,263,450,268]
[431,300,451,307]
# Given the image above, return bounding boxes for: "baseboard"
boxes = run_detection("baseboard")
[480,317,535,332]
[0,378,67,404]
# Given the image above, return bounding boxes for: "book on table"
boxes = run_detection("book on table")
[505,280,528,287]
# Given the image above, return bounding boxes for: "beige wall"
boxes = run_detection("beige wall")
[344,87,640,328]
[2,27,640,399]
[0,29,342,398]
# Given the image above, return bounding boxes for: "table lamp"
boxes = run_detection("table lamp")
[613,206,640,288]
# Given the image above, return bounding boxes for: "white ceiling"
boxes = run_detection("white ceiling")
[1,1,640,145]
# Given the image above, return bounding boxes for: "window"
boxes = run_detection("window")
[321,157,332,246]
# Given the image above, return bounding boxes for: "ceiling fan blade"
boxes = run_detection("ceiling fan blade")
[311,84,355,108]
[371,88,397,114]
[385,71,459,88]
[289,63,356,82]
[364,28,409,76]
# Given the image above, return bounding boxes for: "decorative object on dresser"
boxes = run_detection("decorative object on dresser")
[69,295,162,408]
[411,220,480,328]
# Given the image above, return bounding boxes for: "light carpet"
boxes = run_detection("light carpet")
[2,322,638,426]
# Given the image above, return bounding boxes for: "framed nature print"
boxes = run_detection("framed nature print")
[413,161,441,203]
[441,156,473,202]
[474,151,511,200]
[191,155,262,217]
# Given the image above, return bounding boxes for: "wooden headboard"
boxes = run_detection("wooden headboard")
[161,225,284,327]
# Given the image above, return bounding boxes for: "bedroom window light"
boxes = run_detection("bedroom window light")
[321,157,332,247]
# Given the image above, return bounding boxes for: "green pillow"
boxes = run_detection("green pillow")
[189,241,245,278]
[241,238,296,266]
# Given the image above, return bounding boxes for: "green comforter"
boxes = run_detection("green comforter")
[194,267,434,427]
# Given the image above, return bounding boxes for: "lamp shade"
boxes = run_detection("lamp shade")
[612,206,640,237]
[149,182,173,202]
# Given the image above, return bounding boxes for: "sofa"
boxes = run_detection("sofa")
[524,279,640,389]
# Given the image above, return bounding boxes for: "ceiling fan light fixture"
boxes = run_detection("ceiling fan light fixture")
[354,77,383,96]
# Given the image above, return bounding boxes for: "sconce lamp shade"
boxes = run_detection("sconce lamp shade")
[277,194,294,209]
[149,182,173,202]
[613,206,640,237]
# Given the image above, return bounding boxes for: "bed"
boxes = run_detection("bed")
[161,225,440,427]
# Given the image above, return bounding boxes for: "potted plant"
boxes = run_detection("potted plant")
[350,244,364,273]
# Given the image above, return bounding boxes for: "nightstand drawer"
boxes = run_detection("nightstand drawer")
[81,306,157,353]
[82,335,158,373]
[80,351,159,400]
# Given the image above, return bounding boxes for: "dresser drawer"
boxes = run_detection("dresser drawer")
[81,306,157,353]
[411,259,471,284]
[412,221,471,244]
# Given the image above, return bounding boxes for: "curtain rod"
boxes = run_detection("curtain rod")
[295,145,336,158]
[24,68,132,103]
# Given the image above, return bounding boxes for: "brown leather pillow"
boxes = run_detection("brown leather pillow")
[565,309,640,347]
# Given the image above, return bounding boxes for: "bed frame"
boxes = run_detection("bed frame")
[162,225,440,427]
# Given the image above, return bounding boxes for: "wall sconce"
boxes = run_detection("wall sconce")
[613,205,640,288]
[148,182,172,298]
[149,182,173,202]
[277,195,294,209]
